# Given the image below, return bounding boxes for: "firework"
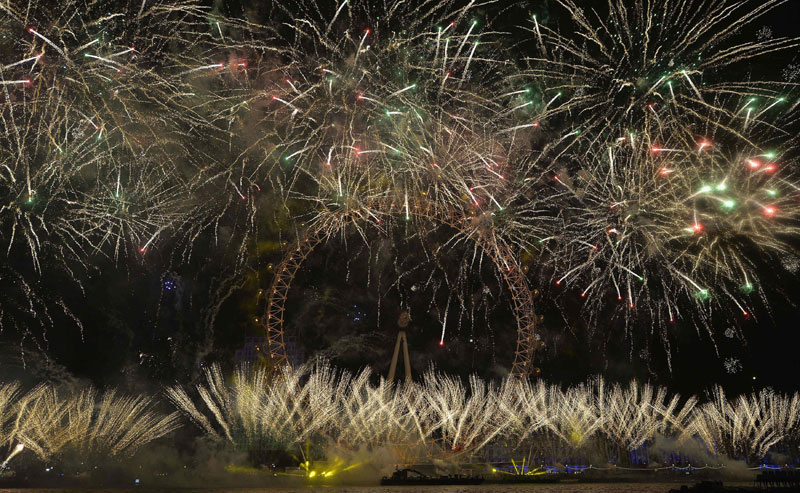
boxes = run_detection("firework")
[508,1,800,358]
[0,0,555,358]
[168,363,510,461]
[0,380,178,468]
[685,386,779,463]
[517,0,800,138]
[510,1,800,358]
[196,0,547,246]
[185,0,560,357]
[0,0,212,347]
[763,390,800,456]
[171,362,799,464]
[494,378,696,460]
[0,443,24,472]
[210,0,800,367]
[166,362,344,451]
[0,383,21,452]
[541,94,799,363]
[1,0,799,373]
[10,385,179,461]
[418,371,507,455]
[494,378,550,445]
[595,379,696,451]
[335,369,415,447]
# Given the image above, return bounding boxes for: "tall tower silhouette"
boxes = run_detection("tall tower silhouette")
[388,311,412,381]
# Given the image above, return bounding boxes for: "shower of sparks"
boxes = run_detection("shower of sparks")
[544,96,799,363]
[1,0,798,366]
[167,362,799,464]
[517,0,800,140]
[0,382,179,462]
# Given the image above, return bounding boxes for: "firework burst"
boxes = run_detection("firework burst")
[170,363,799,464]
[517,0,800,138]
[541,95,799,362]
[0,381,178,465]
[0,0,210,346]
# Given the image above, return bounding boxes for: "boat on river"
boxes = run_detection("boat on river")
[380,468,483,485]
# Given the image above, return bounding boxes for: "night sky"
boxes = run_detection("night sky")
[1,0,799,400]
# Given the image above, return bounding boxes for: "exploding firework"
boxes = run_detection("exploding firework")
[192,0,559,363]
[0,0,555,361]
[216,0,800,367]
[418,371,507,455]
[512,1,800,361]
[0,0,215,347]
[198,0,555,252]
[763,390,800,457]
[170,362,799,465]
[1,0,799,370]
[595,379,696,451]
[491,1,800,366]
[541,94,799,363]
[0,381,179,466]
[493,377,695,459]
[12,385,179,461]
[166,362,346,452]
[686,386,779,463]
[0,383,21,449]
[334,370,413,448]
[517,0,800,138]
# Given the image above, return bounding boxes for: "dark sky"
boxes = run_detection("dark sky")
[2,0,799,399]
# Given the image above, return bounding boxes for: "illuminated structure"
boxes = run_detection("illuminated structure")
[388,312,413,382]
[264,197,540,377]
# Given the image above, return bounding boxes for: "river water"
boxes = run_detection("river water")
[0,485,754,493]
